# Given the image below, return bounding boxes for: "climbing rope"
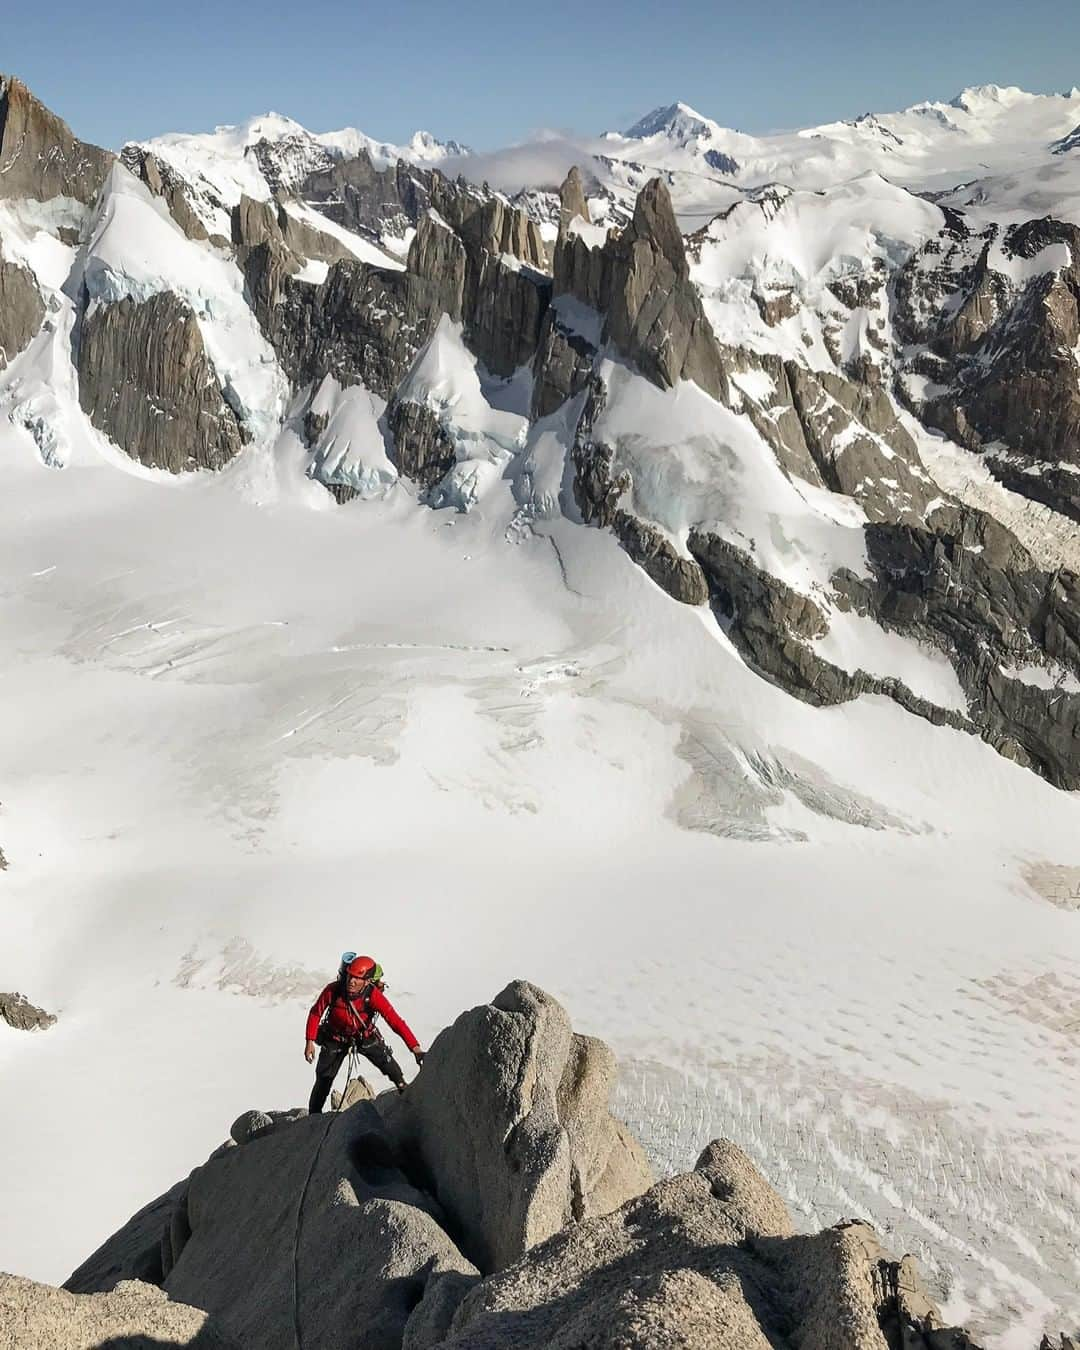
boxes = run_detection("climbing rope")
[291,1044,358,1350]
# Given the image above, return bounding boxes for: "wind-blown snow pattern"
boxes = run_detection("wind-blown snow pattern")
[2,76,1080,1350]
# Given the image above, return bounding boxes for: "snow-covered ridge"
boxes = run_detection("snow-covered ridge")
[591,82,1080,201]
[134,111,470,211]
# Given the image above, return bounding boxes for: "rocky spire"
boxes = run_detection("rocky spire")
[557,165,590,241]
[605,176,727,400]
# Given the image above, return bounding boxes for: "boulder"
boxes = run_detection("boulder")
[335,1076,376,1109]
[390,980,652,1273]
[0,991,55,1031]
[0,76,112,204]
[77,291,247,472]
[229,1109,276,1145]
[0,1272,239,1349]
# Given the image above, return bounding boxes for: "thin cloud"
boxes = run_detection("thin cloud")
[440,135,607,195]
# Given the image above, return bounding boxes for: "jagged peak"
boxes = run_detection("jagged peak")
[623,101,722,143]
[628,176,688,278]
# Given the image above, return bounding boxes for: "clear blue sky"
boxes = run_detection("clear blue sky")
[9,0,1080,150]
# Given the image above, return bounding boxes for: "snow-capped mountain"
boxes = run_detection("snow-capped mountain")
[604,83,1080,193]
[2,70,1080,1348]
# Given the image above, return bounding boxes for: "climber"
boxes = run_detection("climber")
[304,954,425,1113]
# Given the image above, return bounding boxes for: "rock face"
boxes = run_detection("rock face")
[300,150,420,239]
[547,173,727,403]
[441,1139,979,1350]
[0,76,112,204]
[231,191,351,266]
[77,292,247,472]
[0,1272,240,1349]
[163,1102,477,1350]
[0,254,45,367]
[0,991,55,1031]
[851,511,1080,788]
[607,178,728,400]
[386,397,457,490]
[897,213,1080,522]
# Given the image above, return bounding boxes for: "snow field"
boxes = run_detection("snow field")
[1,422,1079,1350]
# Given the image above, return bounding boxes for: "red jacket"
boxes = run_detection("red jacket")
[305,982,419,1051]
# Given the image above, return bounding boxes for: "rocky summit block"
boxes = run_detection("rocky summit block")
[391,980,653,1274]
[162,1103,476,1350]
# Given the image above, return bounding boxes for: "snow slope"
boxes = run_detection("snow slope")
[2,402,1080,1345]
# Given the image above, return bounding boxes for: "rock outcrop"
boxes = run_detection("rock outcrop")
[248,173,550,483]
[77,292,247,472]
[122,145,210,241]
[850,511,1080,787]
[0,75,112,204]
[231,191,352,266]
[441,1139,979,1349]
[0,1272,240,1349]
[392,981,653,1273]
[59,981,992,1350]
[0,991,56,1031]
[0,253,45,367]
[386,397,457,489]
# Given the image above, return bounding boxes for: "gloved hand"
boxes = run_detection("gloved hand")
[413,1048,425,1065]
[304,1040,316,1063]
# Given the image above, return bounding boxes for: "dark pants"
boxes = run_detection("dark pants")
[308,1034,405,1114]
